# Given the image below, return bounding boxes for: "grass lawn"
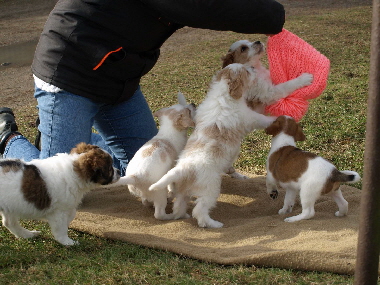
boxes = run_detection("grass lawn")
[0,2,374,284]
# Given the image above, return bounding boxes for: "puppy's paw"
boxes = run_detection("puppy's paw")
[335,210,347,217]
[198,219,224,228]
[278,206,292,215]
[155,213,174,220]
[19,230,41,239]
[29,230,41,237]
[298,73,313,87]
[229,171,249,180]
[57,237,78,246]
[172,213,191,220]
[269,190,278,199]
[284,216,299,223]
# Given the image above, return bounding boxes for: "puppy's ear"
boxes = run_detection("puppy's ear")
[295,124,306,142]
[153,109,165,118]
[265,119,281,136]
[228,67,250,100]
[175,109,195,129]
[221,52,234,68]
[73,147,115,185]
[71,143,99,154]
[177,91,188,106]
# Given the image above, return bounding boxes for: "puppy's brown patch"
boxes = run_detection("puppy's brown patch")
[204,124,243,146]
[70,142,100,155]
[172,108,195,130]
[0,159,23,173]
[142,140,160,157]
[73,144,115,185]
[216,66,250,100]
[266,116,305,142]
[173,167,197,193]
[141,139,177,162]
[21,164,51,210]
[185,135,227,160]
[155,108,194,131]
[221,46,250,68]
[269,146,317,183]
[321,169,352,195]
[245,98,265,113]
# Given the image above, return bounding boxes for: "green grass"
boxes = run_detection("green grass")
[0,3,373,284]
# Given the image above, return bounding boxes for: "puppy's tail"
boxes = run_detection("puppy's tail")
[149,169,178,191]
[104,175,136,188]
[333,170,361,184]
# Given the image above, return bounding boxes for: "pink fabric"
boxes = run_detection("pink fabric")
[265,29,330,121]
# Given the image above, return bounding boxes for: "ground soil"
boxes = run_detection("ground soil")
[0,0,371,109]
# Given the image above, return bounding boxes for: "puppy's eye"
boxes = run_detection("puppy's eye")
[241,46,248,52]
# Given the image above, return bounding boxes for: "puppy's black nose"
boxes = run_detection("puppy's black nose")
[254,41,261,45]
[117,169,121,175]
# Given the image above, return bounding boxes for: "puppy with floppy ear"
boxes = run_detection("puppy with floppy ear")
[265,116,361,222]
[112,92,196,220]
[222,40,313,108]
[0,143,120,245]
[150,63,277,228]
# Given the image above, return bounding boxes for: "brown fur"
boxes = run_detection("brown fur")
[245,97,265,113]
[216,66,250,100]
[269,145,317,183]
[0,159,23,173]
[154,108,195,131]
[265,116,306,142]
[72,143,115,185]
[203,124,243,146]
[185,138,225,159]
[141,139,177,162]
[142,140,160,158]
[21,164,51,210]
[172,168,197,192]
[221,43,250,68]
[70,142,100,155]
[321,169,352,195]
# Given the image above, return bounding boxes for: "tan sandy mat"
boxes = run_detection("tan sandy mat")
[71,174,371,275]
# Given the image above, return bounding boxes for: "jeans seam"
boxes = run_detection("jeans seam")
[4,135,24,157]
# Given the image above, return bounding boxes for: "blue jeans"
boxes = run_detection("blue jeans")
[3,86,158,176]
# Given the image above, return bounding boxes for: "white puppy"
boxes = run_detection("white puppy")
[265,116,361,222]
[222,40,313,110]
[149,63,278,228]
[0,143,120,245]
[114,92,195,220]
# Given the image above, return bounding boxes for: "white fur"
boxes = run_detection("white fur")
[112,92,195,220]
[265,116,361,222]
[149,63,278,228]
[223,40,314,107]
[0,144,120,245]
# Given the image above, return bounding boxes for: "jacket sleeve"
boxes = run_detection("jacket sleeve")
[139,0,285,34]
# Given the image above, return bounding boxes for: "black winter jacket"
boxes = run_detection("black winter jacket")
[32,0,285,104]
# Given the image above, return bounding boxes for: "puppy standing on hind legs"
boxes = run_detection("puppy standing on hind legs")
[221,40,313,180]
[222,40,313,107]
[113,92,196,220]
[265,116,361,222]
[150,63,279,228]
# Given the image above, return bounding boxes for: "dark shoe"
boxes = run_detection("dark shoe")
[0,107,21,154]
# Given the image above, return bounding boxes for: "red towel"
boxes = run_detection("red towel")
[265,29,330,121]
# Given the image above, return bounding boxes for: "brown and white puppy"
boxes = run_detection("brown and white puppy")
[265,116,361,222]
[0,143,120,245]
[113,92,196,220]
[222,40,313,110]
[149,63,278,228]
